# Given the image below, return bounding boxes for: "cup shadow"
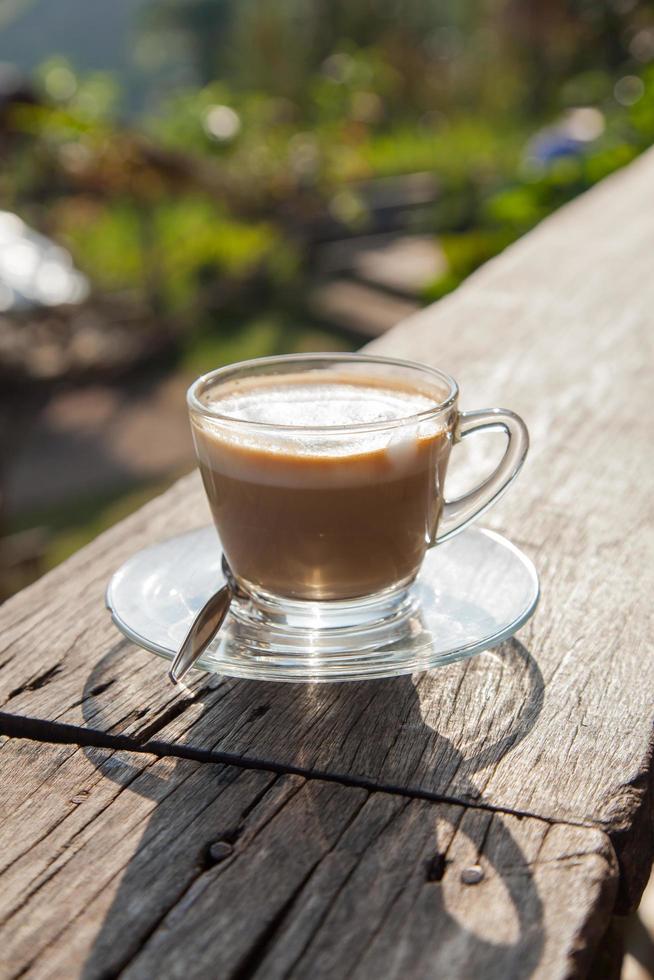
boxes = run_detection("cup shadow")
[78,640,545,977]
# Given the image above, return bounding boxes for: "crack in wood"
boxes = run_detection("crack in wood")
[474,811,494,863]
[3,753,251,977]
[425,852,448,882]
[0,735,620,979]
[230,868,320,980]
[233,785,372,980]
[130,698,194,744]
[245,703,271,725]
[0,755,152,935]
[2,150,653,978]
[239,774,291,825]
[85,776,254,979]
[342,797,463,978]
[0,607,55,658]
[7,663,64,700]
[0,710,600,839]
[88,680,117,698]
[104,776,305,978]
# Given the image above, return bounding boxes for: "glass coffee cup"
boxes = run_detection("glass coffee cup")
[188,353,528,635]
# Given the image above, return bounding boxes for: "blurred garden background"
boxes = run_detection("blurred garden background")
[1,0,653,600]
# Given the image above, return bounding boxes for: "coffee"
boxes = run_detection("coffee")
[191,374,452,601]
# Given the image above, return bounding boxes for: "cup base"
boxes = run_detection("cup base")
[229,581,419,656]
[106,525,540,682]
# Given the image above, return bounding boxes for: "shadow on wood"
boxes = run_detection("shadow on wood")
[78,637,544,803]
[76,643,547,977]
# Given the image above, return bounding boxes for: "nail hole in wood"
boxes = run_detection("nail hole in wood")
[425,853,447,882]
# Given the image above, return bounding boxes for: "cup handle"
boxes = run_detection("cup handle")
[434,408,529,545]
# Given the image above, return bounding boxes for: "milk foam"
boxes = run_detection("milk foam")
[193,378,448,486]
[206,381,437,428]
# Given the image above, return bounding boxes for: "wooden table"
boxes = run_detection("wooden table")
[1,148,653,980]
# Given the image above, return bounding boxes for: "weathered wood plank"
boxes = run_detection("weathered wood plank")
[1,149,653,911]
[0,739,617,980]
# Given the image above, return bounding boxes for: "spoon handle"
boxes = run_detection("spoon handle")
[168,584,233,685]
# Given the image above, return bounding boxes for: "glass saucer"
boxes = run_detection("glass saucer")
[106,526,539,683]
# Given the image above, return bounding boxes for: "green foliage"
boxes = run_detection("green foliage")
[630,67,654,140]
[358,119,524,182]
[181,311,351,376]
[3,17,654,331]
[36,56,120,120]
[483,186,550,232]
[423,230,517,302]
[424,56,654,298]
[49,192,295,314]
[147,82,240,152]
[152,198,289,311]
[58,202,145,291]
[4,0,654,591]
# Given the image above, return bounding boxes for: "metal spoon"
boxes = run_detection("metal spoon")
[168,557,241,685]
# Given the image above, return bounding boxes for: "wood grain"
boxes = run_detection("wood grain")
[2,149,654,909]
[0,738,617,980]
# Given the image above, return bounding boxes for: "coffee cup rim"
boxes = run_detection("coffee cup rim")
[187,352,459,433]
